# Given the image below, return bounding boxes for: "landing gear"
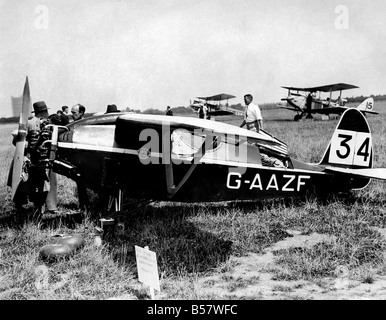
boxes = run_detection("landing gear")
[294,114,302,121]
[99,189,153,236]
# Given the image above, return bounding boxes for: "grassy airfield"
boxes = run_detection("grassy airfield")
[0,102,386,300]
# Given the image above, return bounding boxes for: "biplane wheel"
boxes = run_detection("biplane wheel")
[294,114,301,121]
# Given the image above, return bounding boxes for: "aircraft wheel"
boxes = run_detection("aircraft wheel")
[294,114,301,121]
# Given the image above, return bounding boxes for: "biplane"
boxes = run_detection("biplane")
[190,93,243,117]
[10,78,386,226]
[280,83,378,121]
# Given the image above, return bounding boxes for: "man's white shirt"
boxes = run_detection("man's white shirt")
[244,102,262,122]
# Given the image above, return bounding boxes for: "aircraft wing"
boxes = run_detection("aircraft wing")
[282,83,358,93]
[278,105,303,112]
[208,110,235,116]
[324,167,386,180]
[278,97,304,112]
[196,93,236,101]
[223,107,244,116]
[190,104,201,111]
[310,106,348,115]
[117,114,287,151]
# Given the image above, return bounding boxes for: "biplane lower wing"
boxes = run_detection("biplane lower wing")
[278,105,303,112]
[309,106,347,115]
[208,110,235,116]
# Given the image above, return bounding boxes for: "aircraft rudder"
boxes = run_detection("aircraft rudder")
[319,108,373,170]
[357,97,377,114]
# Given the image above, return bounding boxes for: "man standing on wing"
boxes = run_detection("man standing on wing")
[239,94,263,133]
[239,94,285,168]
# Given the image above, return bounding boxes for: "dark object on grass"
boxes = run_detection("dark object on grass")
[39,243,73,261]
[52,234,85,250]
[39,234,85,262]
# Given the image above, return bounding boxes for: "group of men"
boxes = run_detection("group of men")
[10,101,87,220]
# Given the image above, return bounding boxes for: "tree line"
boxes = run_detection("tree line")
[2,95,385,124]
[345,94,386,103]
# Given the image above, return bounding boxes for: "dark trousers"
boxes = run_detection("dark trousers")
[77,182,90,211]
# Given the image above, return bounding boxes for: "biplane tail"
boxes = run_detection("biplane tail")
[317,107,386,188]
[356,97,378,115]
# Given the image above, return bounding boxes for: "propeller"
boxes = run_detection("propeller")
[11,76,31,200]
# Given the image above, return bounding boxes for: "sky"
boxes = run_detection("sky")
[0,0,385,117]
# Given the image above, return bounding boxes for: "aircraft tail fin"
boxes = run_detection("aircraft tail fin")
[319,108,373,169]
[319,108,373,188]
[356,97,378,114]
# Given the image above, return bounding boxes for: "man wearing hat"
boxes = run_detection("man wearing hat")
[12,101,59,217]
[29,101,49,132]
[105,104,120,114]
[30,101,59,214]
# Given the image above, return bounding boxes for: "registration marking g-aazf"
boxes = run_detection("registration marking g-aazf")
[227,172,310,191]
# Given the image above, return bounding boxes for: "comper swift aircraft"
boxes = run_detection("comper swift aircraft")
[10,78,386,226]
[280,83,378,121]
[190,93,243,117]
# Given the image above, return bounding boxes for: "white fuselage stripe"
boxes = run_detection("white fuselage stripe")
[58,142,326,175]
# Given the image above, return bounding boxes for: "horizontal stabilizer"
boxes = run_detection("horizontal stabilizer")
[325,166,386,180]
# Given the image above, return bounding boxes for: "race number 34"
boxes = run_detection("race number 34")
[329,129,371,167]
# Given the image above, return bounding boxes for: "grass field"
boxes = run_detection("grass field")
[1,101,386,300]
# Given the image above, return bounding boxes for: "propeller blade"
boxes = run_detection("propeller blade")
[11,76,31,200]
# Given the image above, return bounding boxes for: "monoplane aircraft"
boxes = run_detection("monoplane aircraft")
[280,83,378,121]
[10,78,386,228]
[190,93,243,116]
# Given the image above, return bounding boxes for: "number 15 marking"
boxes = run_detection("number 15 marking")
[329,129,371,167]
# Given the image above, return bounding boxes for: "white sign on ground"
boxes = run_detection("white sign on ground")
[135,245,160,293]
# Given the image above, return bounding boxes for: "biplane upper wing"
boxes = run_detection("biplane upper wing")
[117,114,287,153]
[196,93,236,101]
[282,83,358,93]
